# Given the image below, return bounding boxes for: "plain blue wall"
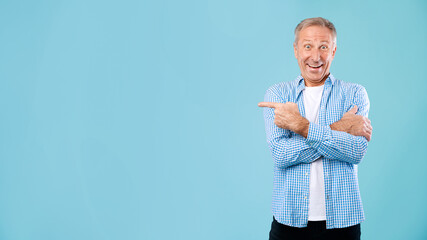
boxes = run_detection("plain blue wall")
[0,0,426,239]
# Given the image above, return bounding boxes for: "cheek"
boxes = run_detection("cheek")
[299,53,309,63]
[322,53,333,62]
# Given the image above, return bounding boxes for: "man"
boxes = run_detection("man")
[258,17,372,240]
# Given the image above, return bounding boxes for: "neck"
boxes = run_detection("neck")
[303,73,330,87]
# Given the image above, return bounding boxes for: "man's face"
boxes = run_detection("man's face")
[294,25,336,87]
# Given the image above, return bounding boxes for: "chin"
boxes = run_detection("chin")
[307,75,324,82]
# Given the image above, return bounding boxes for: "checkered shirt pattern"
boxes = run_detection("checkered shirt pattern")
[263,74,369,229]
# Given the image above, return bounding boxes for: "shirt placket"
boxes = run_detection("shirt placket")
[296,88,312,223]
[319,81,334,227]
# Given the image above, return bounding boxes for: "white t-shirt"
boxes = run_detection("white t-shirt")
[303,84,327,221]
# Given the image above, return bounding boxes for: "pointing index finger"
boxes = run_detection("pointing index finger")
[258,102,279,108]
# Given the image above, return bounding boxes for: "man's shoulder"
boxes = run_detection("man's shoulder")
[333,77,368,95]
[265,76,302,95]
[332,77,370,111]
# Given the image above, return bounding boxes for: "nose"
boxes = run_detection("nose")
[311,49,320,62]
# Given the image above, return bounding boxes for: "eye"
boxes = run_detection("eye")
[304,45,311,49]
[321,45,328,50]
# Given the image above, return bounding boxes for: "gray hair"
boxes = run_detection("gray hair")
[294,17,337,46]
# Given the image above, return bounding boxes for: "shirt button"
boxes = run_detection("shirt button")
[304,196,307,200]
[305,172,308,176]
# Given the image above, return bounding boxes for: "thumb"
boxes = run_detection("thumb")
[347,105,358,114]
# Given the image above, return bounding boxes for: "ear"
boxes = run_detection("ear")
[293,42,298,59]
[331,44,337,58]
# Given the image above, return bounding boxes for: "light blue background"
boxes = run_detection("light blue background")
[1,0,426,239]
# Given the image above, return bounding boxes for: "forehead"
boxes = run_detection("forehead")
[298,25,333,42]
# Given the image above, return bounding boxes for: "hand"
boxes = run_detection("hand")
[258,101,309,138]
[330,106,373,141]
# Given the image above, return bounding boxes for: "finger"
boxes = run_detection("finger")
[258,102,279,108]
[364,129,372,141]
[364,121,372,129]
[347,105,358,114]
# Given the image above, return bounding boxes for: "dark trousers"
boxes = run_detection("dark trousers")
[269,217,361,240]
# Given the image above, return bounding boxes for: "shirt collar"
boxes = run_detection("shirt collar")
[296,74,336,95]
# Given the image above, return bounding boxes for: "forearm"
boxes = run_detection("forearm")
[263,104,320,168]
[268,134,322,168]
[262,88,321,168]
[273,115,367,165]
[305,122,368,164]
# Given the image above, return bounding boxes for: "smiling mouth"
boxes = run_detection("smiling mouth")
[307,64,323,69]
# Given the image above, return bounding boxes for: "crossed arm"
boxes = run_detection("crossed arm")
[259,88,372,169]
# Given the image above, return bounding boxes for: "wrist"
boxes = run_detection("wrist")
[330,121,343,131]
[295,117,309,138]
[330,122,338,131]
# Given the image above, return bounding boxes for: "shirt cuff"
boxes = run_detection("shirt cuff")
[305,122,332,149]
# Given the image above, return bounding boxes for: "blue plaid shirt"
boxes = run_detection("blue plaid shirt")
[262,74,369,229]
